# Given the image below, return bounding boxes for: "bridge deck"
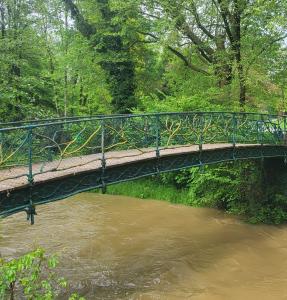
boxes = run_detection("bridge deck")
[0,143,259,193]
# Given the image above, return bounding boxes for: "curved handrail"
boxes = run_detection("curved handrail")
[0,110,287,222]
[0,110,285,178]
[0,111,284,131]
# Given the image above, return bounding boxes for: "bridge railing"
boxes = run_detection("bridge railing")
[0,111,286,188]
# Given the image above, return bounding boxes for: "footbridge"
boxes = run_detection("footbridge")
[1,111,287,223]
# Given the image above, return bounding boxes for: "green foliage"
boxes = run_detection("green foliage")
[1,0,287,224]
[107,160,287,225]
[106,178,190,204]
[1,0,287,118]
[167,161,287,224]
[0,248,85,300]
[138,0,287,110]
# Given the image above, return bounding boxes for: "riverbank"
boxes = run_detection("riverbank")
[103,161,287,225]
[106,178,191,205]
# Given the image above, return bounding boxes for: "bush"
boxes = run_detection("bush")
[106,160,287,224]
[0,248,85,300]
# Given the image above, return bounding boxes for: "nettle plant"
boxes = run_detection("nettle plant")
[0,248,84,300]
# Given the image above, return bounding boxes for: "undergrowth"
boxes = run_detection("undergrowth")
[105,160,287,225]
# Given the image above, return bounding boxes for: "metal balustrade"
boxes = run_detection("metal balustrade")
[0,111,286,223]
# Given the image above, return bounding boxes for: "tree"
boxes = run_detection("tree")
[0,0,55,121]
[139,0,287,107]
[64,0,137,113]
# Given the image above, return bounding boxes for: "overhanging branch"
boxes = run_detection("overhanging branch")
[168,46,210,75]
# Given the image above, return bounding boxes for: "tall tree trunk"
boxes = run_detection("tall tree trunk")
[233,0,246,107]
[64,2,68,117]
[217,0,247,106]
[214,34,233,87]
[238,63,246,107]
[0,0,5,38]
[64,0,136,113]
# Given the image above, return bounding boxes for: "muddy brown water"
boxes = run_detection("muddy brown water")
[1,193,287,299]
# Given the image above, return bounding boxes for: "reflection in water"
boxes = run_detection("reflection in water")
[1,193,287,299]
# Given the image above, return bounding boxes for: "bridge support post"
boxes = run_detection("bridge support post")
[25,203,37,225]
[259,115,265,160]
[101,119,107,194]
[232,113,237,160]
[198,113,204,171]
[26,126,37,225]
[155,115,161,174]
[155,115,161,159]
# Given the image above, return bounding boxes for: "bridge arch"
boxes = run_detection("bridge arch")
[1,112,286,222]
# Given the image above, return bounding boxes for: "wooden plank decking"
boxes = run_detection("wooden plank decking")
[0,143,259,192]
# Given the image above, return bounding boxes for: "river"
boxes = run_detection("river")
[1,193,287,299]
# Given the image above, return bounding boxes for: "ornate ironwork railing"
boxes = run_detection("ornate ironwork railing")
[0,111,286,222]
[0,111,285,175]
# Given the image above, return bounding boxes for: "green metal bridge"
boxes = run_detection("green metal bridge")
[1,111,287,224]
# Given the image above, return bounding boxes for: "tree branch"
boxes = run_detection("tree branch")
[246,34,287,73]
[190,3,215,40]
[216,0,234,44]
[138,31,159,41]
[180,22,214,63]
[138,31,210,75]
[167,46,210,75]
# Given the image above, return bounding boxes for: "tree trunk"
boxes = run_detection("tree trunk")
[64,0,136,113]
[233,0,246,107]
[64,2,68,117]
[0,0,5,38]
[215,64,233,87]
[238,63,246,107]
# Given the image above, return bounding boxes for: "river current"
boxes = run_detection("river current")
[1,193,287,299]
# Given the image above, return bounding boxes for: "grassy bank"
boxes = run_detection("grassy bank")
[106,178,191,205]
[103,161,287,225]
